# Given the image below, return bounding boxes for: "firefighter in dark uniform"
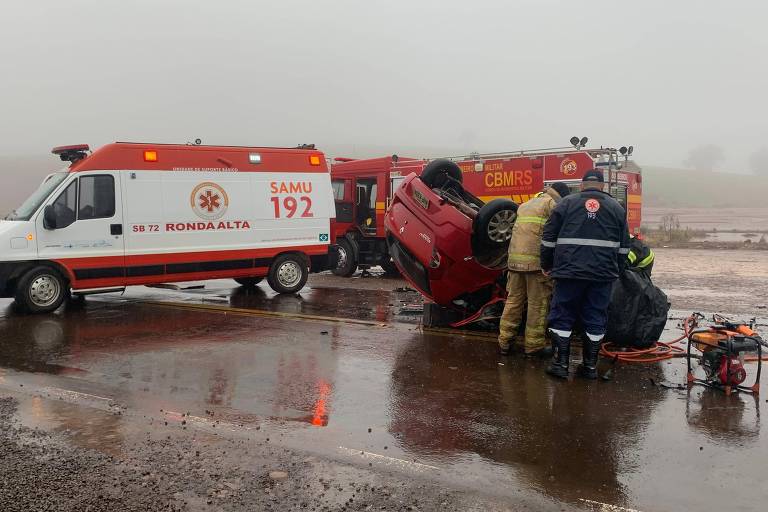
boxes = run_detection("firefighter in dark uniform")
[627,235,654,276]
[540,170,631,380]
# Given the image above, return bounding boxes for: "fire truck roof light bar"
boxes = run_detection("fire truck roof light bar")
[398,147,628,166]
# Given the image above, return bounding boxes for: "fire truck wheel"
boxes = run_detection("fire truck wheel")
[268,254,309,294]
[234,277,263,288]
[15,266,69,314]
[420,159,463,189]
[473,199,518,250]
[331,239,358,277]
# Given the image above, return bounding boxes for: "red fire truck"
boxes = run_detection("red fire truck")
[329,141,641,276]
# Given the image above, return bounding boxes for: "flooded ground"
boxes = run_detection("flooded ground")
[1,249,767,511]
[643,207,768,232]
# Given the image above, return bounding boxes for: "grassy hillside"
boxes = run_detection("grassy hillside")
[641,166,768,208]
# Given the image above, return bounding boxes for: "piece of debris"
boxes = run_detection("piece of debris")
[269,471,289,480]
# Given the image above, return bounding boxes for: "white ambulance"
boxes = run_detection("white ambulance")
[0,142,337,313]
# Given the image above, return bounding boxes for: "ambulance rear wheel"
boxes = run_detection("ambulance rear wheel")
[331,239,358,277]
[235,277,263,288]
[15,266,68,314]
[268,254,309,294]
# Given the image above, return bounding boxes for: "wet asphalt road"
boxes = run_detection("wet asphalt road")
[1,275,767,511]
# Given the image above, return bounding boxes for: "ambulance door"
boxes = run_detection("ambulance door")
[36,172,126,288]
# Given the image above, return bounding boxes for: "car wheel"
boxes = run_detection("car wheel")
[331,239,358,277]
[473,199,518,250]
[267,254,309,294]
[15,266,68,314]
[420,159,463,189]
[235,277,263,288]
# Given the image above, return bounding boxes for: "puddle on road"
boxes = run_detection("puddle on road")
[0,289,766,511]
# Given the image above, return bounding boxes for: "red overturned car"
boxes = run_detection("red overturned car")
[384,144,639,328]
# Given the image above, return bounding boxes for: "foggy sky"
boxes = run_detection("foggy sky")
[1,0,767,171]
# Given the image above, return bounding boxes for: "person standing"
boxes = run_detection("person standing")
[498,182,571,356]
[540,170,630,379]
[627,234,655,276]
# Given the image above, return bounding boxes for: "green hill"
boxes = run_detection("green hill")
[641,166,768,208]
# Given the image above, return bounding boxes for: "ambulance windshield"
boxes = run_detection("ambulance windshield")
[4,172,69,221]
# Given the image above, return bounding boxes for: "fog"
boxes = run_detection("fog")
[1,0,767,173]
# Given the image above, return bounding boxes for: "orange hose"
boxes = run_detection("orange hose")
[599,314,768,364]
[599,315,692,364]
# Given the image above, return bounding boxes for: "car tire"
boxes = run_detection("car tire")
[472,199,518,250]
[234,277,263,288]
[420,159,463,189]
[15,266,68,314]
[267,254,309,294]
[331,239,358,277]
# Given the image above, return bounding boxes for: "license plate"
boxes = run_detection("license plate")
[413,189,429,209]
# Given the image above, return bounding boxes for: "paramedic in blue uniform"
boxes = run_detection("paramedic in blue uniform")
[540,170,631,380]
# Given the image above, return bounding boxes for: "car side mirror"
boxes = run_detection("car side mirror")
[43,205,58,230]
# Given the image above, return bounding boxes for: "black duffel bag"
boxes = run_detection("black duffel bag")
[605,269,670,348]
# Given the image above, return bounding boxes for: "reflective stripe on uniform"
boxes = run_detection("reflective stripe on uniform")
[541,240,557,248]
[637,250,655,268]
[509,253,539,262]
[557,238,621,248]
[628,251,638,264]
[516,215,548,225]
[618,247,630,254]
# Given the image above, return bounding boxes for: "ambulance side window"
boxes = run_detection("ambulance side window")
[78,175,115,220]
[52,180,77,228]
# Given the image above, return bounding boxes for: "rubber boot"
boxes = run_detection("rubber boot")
[577,338,600,380]
[545,331,570,379]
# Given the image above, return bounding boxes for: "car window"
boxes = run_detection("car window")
[78,175,115,220]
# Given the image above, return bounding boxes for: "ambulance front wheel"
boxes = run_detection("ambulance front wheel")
[268,254,309,294]
[235,277,263,288]
[15,266,68,314]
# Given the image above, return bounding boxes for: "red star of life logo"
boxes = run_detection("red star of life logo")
[190,182,229,220]
[199,190,221,212]
[585,198,600,213]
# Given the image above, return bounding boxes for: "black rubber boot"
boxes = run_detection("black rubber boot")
[577,337,601,380]
[545,331,570,379]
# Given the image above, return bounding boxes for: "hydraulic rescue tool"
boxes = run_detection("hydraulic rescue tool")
[686,314,763,395]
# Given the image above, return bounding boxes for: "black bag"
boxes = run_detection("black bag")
[605,269,670,348]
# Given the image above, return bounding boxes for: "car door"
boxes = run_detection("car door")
[36,172,126,289]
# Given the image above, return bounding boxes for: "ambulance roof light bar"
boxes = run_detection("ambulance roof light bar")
[51,144,90,163]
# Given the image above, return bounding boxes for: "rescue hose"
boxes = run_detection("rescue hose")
[599,314,768,364]
[599,315,693,363]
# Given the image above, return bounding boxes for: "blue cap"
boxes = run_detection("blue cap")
[582,170,604,183]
